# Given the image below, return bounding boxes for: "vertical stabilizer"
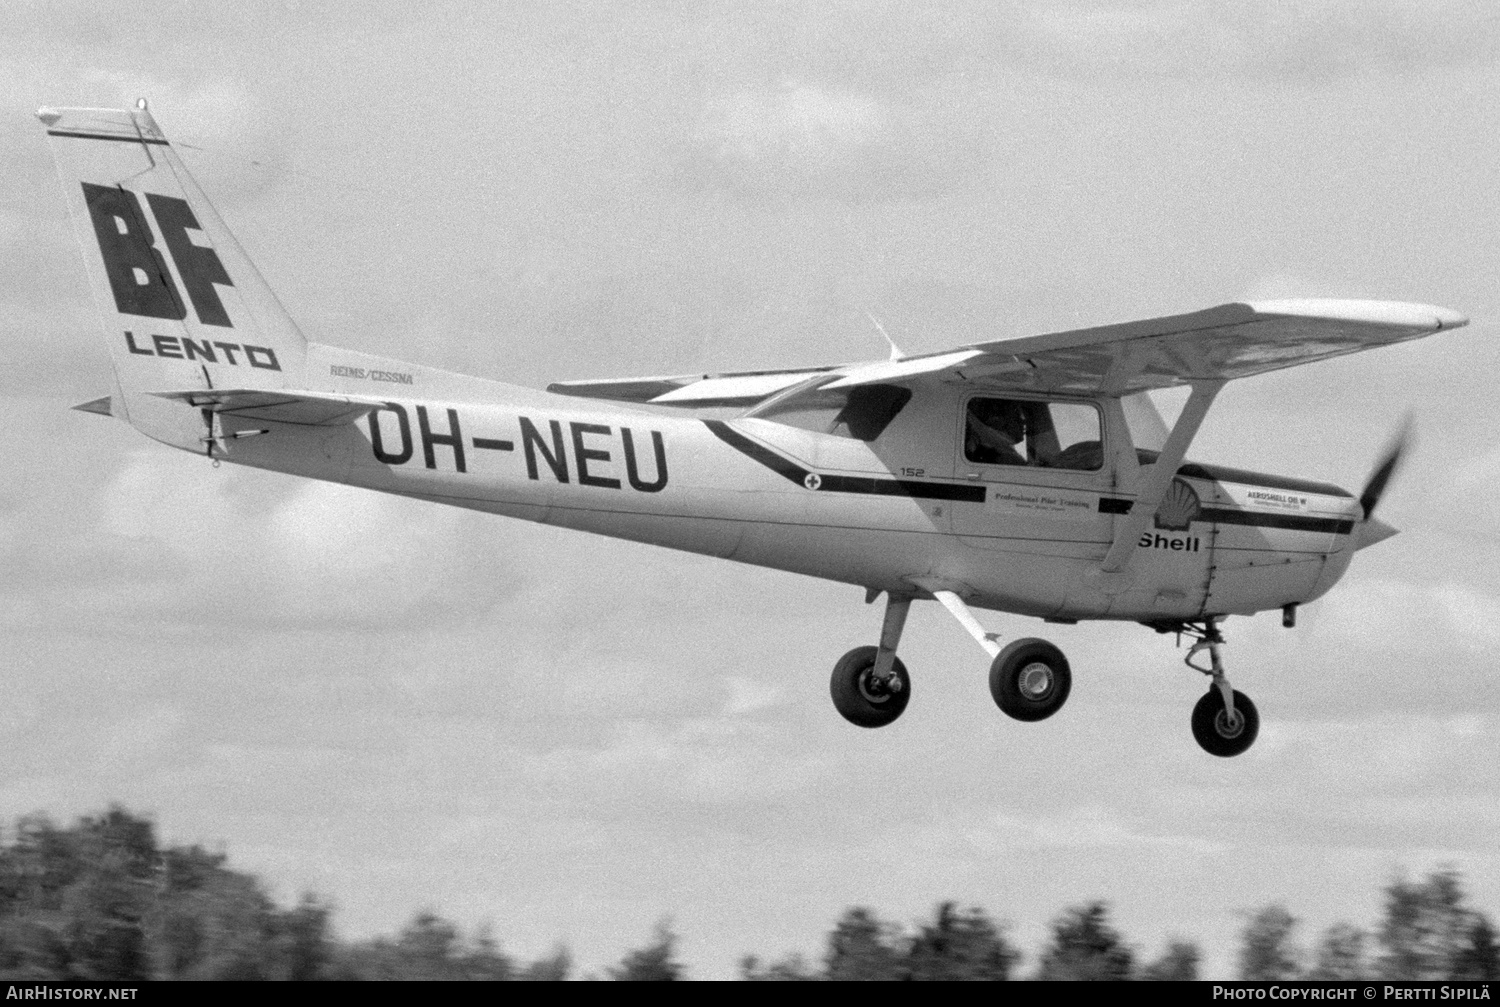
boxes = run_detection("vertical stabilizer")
[40,103,307,411]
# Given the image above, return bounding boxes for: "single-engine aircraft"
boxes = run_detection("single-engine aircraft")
[37,102,1470,757]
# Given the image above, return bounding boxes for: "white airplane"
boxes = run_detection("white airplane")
[38,102,1469,757]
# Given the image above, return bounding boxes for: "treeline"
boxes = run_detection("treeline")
[746,879,1499,981]
[0,807,1494,980]
[0,808,566,980]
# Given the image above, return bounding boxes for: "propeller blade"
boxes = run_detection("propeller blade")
[1358,416,1413,521]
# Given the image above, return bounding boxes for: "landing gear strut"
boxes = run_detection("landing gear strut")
[830,594,912,728]
[1182,619,1259,757]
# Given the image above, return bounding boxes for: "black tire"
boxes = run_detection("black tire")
[829,646,910,728]
[989,638,1071,722]
[1191,688,1260,757]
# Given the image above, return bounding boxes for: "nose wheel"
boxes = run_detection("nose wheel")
[1182,619,1259,757]
[1191,687,1259,757]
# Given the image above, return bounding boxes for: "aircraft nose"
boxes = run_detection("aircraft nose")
[1355,516,1399,551]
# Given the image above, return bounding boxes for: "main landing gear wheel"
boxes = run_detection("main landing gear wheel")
[830,645,910,728]
[989,638,1072,722]
[1191,688,1259,757]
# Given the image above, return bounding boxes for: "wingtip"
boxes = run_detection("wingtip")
[35,106,62,126]
[1435,308,1469,330]
[1247,298,1468,332]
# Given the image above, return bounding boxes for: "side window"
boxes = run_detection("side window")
[750,382,912,442]
[964,397,1102,471]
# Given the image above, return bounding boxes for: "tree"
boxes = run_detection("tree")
[1307,923,1367,981]
[609,919,681,980]
[1239,904,1300,981]
[150,862,282,979]
[1141,941,1200,980]
[516,945,571,981]
[1035,902,1133,981]
[822,907,904,980]
[0,806,592,982]
[1453,914,1499,981]
[273,894,332,982]
[397,912,464,980]
[906,902,1017,981]
[0,807,336,981]
[740,952,817,980]
[1378,869,1478,980]
[334,912,519,980]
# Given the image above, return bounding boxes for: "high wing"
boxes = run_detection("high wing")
[932,298,1467,396]
[548,299,1466,405]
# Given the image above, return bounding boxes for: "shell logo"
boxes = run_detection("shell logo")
[1153,478,1201,531]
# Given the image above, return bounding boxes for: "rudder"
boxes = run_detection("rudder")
[40,102,307,423]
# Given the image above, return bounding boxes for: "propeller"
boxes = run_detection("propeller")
[1353,415,1413,549]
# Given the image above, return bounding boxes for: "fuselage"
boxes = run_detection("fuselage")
[138,341,1361,626]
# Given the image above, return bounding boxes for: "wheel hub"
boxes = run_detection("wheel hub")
[1017,661,1054,700]
[857,668,897,704]
[1214,708,1245,739]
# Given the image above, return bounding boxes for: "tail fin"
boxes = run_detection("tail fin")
[39,102,306,413]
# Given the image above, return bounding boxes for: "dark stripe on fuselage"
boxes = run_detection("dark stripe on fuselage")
[47,129,171,146]
[1096,498,1353,534]
[1198,507,1354,535]
[704,420,986,503]
[1100,461,1355,533]
[708,420,1351,528]
[705,420,805,482]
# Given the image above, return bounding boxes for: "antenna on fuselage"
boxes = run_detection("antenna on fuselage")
[866,312,904,361]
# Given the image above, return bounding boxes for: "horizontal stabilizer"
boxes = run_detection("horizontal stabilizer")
[151,388,379,426]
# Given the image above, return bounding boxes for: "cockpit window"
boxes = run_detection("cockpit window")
[964,397,1102,471]
[749,381,912,442]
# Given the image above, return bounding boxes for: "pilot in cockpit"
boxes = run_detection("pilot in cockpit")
[965,398,1030,465]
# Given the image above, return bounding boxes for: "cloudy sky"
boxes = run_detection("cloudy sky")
[3,0,1499,979]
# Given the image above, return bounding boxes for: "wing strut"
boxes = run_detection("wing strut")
[1098,379,1224,574]
[912,581,1003,658]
